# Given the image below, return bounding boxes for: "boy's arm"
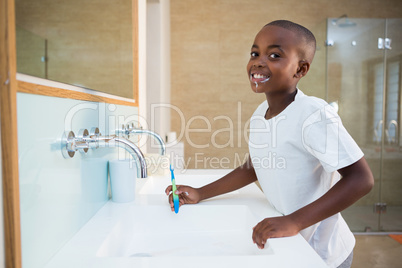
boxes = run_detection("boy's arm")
[166,156,258,210]
[252,157,374,249]
[198,155,258,201]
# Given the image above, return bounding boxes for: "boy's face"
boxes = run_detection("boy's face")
[247,25,304,94]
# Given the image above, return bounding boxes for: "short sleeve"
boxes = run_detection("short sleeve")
[301,104,364,173]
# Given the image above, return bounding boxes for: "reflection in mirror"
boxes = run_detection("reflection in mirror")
[15,0,134,99]
[16,26,48,79]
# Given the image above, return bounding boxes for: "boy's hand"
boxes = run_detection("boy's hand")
[252,215,300,249]
[165,185,201,212]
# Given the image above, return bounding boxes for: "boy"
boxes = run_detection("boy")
[165,20,373,268]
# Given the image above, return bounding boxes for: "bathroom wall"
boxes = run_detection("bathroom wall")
[170,0,402,169]
[17,90,138,268]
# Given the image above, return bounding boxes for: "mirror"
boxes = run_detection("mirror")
[15,0,135,99]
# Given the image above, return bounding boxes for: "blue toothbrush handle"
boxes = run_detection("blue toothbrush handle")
[173,198,179,214]
[172,178,179,214]
[170,166,179,214]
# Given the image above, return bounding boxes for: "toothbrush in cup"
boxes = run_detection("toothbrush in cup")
[169,164,180,214]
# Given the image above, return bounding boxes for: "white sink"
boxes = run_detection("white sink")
[46,173,329,268]
[96,205,272,257]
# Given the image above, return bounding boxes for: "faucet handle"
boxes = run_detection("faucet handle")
[61,131,76,158]
[115,124,129,137]
[61,130,91,158]
[126,124,132,138]
[88,127,101,148]
[116,123,144,138]
[77,129,89,154]
[126,123,137,134]
[90,127,100,136]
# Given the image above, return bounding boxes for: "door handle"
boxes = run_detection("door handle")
[385,120,398,144]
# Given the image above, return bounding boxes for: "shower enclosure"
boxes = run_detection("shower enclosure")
[326,18,402,232]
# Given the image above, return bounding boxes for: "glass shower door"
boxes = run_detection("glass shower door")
[326,18,386,232]
[379,18,402,231]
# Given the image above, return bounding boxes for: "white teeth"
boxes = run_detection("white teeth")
[253,73,268,79]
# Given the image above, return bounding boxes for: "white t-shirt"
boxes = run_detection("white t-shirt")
[248,89,363,268]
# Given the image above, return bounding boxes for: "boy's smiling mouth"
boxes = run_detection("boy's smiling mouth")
[250,73,270,83]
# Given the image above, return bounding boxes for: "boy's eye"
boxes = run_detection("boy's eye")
[250,51,259,57]
[269,53,280,59]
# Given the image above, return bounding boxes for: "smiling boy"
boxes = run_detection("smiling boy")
[166,20,374,268]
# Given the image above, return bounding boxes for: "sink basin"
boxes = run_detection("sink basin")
[45,173,328,268]
[96,205,272,257]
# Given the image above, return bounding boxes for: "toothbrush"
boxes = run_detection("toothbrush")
[169,164,179,214]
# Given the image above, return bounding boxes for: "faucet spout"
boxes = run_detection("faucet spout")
[117,126,166,155]
[97,136,147,178]
[131,129,166,155]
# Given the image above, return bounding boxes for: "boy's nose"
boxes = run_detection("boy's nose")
[253,57,267,68]
[253,61,265,68]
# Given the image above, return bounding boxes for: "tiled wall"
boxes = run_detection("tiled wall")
[17,92,138,268]
[170,0,402,169]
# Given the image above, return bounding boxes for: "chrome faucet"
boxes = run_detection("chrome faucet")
[61,128,147,178]
[116,124,166,156]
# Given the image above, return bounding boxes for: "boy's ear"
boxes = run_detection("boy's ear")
[294,61,310,78]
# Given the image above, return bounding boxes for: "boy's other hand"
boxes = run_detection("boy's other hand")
[252,216,300,249]
[165,185,201,212]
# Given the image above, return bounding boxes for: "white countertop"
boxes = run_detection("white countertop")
[45,169,328,268]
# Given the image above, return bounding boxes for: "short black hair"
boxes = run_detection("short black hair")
[265,20,316,63]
